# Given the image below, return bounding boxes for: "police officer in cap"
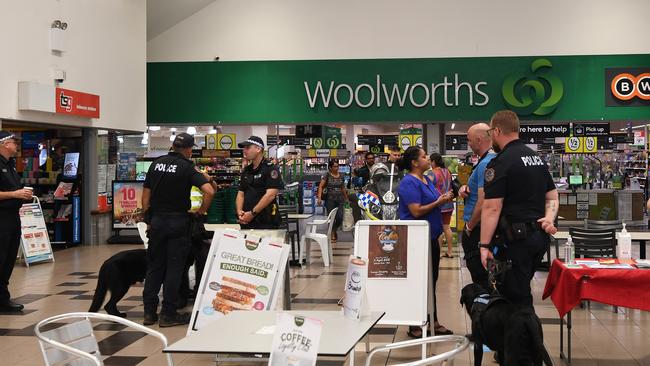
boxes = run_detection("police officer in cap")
[479,110,559,306]
[142,132,215,327]
[236,136,284,229]
[0,131,32,312]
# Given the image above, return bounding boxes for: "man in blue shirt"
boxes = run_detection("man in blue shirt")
[459,123,495,289]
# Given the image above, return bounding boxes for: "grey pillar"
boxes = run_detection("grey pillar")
[82,128,98,245]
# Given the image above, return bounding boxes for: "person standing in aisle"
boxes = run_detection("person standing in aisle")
[236,136,284,229]
[354,152,375,188]
[141,133,215,327]
[387,145,402,167]
[458,123,495,290]
[397,146,454,338]
[479,110,559,306]
[428,153,455,258]
[317,159,349,243]
[0,131,32,312]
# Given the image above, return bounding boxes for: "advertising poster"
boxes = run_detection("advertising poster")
[194,233,285,331]
[269,313,323,366]
[367,225,408,278]
[19,203,54,264]
[112,181,145,229]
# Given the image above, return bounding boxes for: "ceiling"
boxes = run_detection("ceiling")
[147,0,216,40]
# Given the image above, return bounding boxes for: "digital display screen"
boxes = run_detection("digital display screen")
[569,175,583,185]
[63,152,80,178]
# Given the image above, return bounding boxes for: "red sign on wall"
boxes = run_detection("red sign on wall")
[55,88,100,118]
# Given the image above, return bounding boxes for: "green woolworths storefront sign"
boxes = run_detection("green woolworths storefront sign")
[147,54,650,124]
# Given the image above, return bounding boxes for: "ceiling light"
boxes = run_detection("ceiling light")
[187,126,197,135]
[451,123,456,130]
[149,126,161,131]
[170,127,177,132]
[117,136,124,144]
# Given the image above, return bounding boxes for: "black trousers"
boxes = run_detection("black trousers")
[143,213,191,316]
[461,224,489,290]
[496,230,549,306]
[430,238,441,322]
[325,199,343,232]
[0,212,21,304]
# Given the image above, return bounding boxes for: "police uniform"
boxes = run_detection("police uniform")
[483,139,555,306]
[142,147,208,319]
[239,159,284,229]
[0,149,23,309]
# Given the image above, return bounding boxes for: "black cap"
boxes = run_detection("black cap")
[238,136,265,149]
[172,133,197,148]
[0,131,18,143]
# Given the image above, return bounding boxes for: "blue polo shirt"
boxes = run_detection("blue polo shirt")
[463,153,496,222]
[398,174,443,240]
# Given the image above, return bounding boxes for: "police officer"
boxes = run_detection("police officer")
[479,110,558,306]
[0,131,31,312]
[458,123,495,290]
[142,133,214,327]
[236,136,284,229]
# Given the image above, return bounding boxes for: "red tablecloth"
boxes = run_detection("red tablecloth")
[542,259,650,317]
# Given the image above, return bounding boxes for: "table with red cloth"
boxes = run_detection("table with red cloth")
[542,259,650,364]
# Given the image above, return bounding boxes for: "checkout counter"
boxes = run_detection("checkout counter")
[557,189,645,225]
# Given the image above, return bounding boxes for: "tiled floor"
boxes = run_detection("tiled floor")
[2,232,649,365]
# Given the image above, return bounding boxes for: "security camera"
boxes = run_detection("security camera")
[214,57,220,61]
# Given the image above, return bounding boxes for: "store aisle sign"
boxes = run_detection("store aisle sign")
[55,88,100,118]
[565,136,597,153]
[217,133,236,149]
[633,130,646,146]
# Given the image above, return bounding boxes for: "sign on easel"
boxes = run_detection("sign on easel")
[188,229,290,335]
[354,220,431,327]
[19,198,54,266]
[269,313,323,366]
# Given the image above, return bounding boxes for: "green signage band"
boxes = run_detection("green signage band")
[148,54,650,124]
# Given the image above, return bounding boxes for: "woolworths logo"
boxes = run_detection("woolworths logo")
[304,74,490,109]
[502,59,564,116]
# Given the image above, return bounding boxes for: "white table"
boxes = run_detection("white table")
[165,310,385,365]
[552,230,650,259]
[204,223,240,231]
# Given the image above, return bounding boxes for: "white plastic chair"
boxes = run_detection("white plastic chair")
[365,335,469,366]
[136,222,149,249]
[299,207,338,267]
[35,312,173,366]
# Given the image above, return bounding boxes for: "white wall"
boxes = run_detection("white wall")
[0,0,146,132]
[148,0,650,62]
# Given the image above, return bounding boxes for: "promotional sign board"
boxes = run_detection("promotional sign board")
[19,201,54,266]
[217,133,236,149]
[189,231,289,333]
[55,87,100,118]
[367,225,408,279]
[269,313,323,366]
[112,181,145,229]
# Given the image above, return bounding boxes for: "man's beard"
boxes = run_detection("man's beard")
[492,141,501,153]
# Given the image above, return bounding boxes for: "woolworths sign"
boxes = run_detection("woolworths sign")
[304,74,489,109]
[147,54,650,124]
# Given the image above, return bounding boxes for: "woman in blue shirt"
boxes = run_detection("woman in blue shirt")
[398,146,454,338]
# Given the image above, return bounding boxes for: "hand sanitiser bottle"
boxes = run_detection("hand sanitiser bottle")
[564,237,575,264]
[618,223,632,260]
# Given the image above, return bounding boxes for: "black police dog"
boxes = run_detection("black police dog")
[460,283,553,366]
[89,249,148,317]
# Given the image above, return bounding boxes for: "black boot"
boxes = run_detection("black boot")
[0,300,24,312]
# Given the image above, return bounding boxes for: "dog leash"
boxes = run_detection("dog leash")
[486,258,512,296]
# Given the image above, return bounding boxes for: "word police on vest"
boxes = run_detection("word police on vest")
[521,155,545,167]
[154,163,178,173]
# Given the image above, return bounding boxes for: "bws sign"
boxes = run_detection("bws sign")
[606,68,650,106]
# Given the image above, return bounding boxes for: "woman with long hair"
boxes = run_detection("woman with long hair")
[428,152,455,258]
[397,146,454,338]
[317,159,349,243]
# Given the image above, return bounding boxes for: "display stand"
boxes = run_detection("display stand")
[18,197,55,266]
[187,228,290,336]
[354,220,433,360]
[107,180,145,244]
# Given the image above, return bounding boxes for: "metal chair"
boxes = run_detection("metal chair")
[569,227,617,258]
[365,335,469,366]
[299,207,338,267]
[35,312,173,366]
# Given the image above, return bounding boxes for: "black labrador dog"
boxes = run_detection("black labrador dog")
[460,283,553,366]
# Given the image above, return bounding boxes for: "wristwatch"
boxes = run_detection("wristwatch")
[251,208,258,216]
[478,243,491,249]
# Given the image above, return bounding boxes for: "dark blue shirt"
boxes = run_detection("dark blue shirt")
[398,174,443,240]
